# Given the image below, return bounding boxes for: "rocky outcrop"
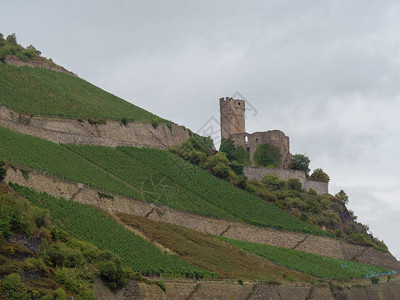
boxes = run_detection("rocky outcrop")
[5,167,400,273]
[0,105,190,149]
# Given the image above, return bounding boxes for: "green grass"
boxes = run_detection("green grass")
[11,184,215,279]
[0,126,139,198]
[0,64,163,123]
[217,236,393,280]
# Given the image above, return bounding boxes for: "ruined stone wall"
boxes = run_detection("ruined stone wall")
[4,55,76,77]
[231,130,291,168]
[5,167,398,272]
[94,276,400,300]
[0,105,190,149]
[243,166,329,195]
[219,97,245,140]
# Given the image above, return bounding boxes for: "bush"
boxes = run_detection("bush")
[1,273,29,300]
[253,144,281,167]
[54,288,67,300]
[32,207,50,228]
[0,160,6,181]
[289,154,310,175]
[229,163,244,175]
[54,267,95,299]
[287,178,302,191]
[121,118,128,126]
[234,175,248,190]
[310,168,330,183]
[262,175,286,191]
[151,118,159,128]
[206,152,229,169]
[97,250,127,289]
[212,162,231,180]
[335,189,349,204]
[371,277,379,284]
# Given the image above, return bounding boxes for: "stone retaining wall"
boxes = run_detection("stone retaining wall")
[5,167,399,272]
[94,277,400,300]
[243,166,329,195]
[0,105,189,149]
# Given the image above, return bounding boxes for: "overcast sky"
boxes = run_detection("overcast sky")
[2,1,400,259]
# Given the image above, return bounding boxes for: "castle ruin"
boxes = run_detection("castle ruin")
[219,97,291,168]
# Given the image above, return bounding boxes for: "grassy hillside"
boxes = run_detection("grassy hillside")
[0,64,164,124]
[217,237,393,280]
[117,212,312,282]
[0,126,327,235]
[11,184,215,279]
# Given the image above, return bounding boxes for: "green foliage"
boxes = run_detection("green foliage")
[310,168,330,183]
[0,273,29,300]
[289,154,311,175]
[371,277,380,284]
[288,178,302,191]
[151,117,159,128]
[219,138,237,161]
[229,163,244,176]
[32,207,50,228]
[234,175,248,190]
[54,288,67,300]
[54,267,95,300]
[0,64,165,123]
[88,118,106,125]
[96,250,127,288]
[335,189,349,204]
[6,34,17,45]
[212,162,231,180]
[218,237,392,280]
[13,185,213,278]
[262,175,286,191]
[236,146,250,166]
[0,160,6,182]
[253,144,281,167]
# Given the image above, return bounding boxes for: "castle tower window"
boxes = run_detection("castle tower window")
[246,147,250,152]
[245,136,248,145]
[256,138,258,143]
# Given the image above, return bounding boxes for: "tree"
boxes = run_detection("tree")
[236,146,250,166]
[6,33,17,45]
[219,138,237,161]
[310,168,330,183]
[335,189,349,204]
[253,144,281,167]
[289,154,310,175]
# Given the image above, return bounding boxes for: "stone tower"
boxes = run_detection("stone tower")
[219,97,245,140]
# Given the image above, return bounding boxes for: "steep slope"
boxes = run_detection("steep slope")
[0,65,163,124]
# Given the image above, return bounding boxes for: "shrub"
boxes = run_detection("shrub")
[334,229,343,238]
[335,189,349,204]
[212,162,231,180]
[234,175,248,190]
[371,277,379,284]
[97,250,127,288]
[151,118,159,128]
[206,152,229,169]
[32,207,50,228]
[219,138,237,161]
[253,144,281,167]
[1,273,29,300]
[121,118,128,126]
[262,175,286,191]
[0,160,6,181]
[54,288,67,300]
[238,279,244,285]
[24,257,47,272]
[310,168,330,183]
[229,163,244,175]
[289,154,310,175]
[287,178,302,191]
[54,267,95,299]
[6,33,17,45]
[51,227,70,243]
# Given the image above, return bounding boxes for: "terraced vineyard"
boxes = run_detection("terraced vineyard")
[0,126,139,199]
[0,64,163,123]
[12,184,215,279]
[66,144,327,235]
[217,237,394,280]
[0,126,328,235]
